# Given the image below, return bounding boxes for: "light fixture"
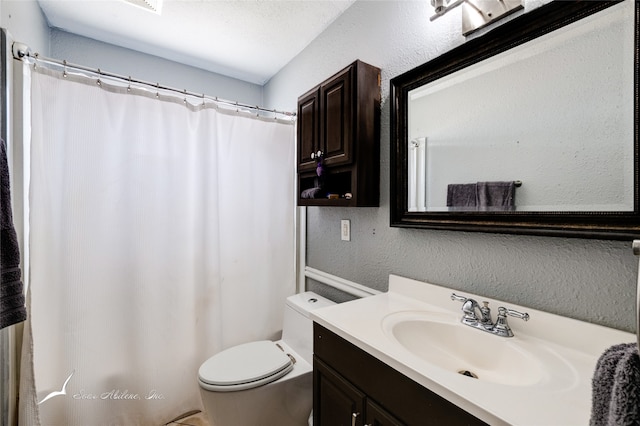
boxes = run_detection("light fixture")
[430,0,523,35]
[123,0,163,14]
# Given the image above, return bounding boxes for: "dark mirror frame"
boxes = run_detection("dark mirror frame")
[390,0,639,240]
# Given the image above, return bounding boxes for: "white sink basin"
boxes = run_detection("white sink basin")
[382,310,577,389]
[311,275,637,425]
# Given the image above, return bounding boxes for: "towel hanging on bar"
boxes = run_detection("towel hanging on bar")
[447,181,518,211]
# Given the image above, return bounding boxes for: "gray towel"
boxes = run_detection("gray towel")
[1,138,26,329]
[590,342,640,426]
[300,187,323,199]
[476,181,515,211]
[446,183,477,209]
[447,181,516,211]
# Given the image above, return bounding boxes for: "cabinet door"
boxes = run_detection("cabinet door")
[365,399,405,426]
[298,89,320,172]
[315,358,365,426]
[320,65,353,167]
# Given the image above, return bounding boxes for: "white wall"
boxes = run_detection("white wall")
[48,29,263,106]
[264,0,638,332]
[1,0,50,55]
[0,0,263,107]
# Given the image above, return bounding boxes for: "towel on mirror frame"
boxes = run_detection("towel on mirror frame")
[447,181,516,211]
[590,342,640,426]
[1,138,27,329]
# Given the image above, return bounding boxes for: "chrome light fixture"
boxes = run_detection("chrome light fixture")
[430,0,523,35]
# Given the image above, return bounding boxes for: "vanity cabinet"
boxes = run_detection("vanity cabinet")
[313,323,487,426]
[297,60,380,207]
[315,358,403,426]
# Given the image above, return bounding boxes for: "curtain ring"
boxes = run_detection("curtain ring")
[62,60,67,78]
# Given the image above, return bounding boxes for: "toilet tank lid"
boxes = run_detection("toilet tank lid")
[198,341,293,390]
[285,291,335,318]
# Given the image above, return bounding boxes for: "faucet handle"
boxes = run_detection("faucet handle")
[450,293,467,303]
[493,307,530,337]
[498,307,530,321]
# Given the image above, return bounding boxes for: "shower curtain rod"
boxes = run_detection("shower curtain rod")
[11,41,296,120]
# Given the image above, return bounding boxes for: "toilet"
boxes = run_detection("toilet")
[197,291,335,426]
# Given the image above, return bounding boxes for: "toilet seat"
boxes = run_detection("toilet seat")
[198,340,294,392]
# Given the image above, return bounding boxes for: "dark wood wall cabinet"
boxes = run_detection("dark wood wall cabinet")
[313,323,488,426]
[297,60,381,207]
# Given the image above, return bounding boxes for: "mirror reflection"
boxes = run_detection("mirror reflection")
[407,0,635,213]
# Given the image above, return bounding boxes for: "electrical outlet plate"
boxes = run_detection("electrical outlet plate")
[341,220,350,241]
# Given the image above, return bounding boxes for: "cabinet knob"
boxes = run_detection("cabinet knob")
[310,150,323,160]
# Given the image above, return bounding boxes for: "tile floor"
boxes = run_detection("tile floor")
[165,411,211,426]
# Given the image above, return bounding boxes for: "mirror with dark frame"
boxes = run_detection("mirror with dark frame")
[390,0,639,239]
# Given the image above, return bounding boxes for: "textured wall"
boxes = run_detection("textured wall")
[1,0,50,55]
[265,0,638,332]
[49,30,263,107]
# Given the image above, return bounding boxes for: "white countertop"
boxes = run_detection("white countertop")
[310,274,635,426]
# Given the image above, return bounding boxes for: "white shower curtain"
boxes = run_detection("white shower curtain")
[23,66,295,425]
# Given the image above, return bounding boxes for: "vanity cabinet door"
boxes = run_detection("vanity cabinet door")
[365,399,405,426]
[314,357,365,426]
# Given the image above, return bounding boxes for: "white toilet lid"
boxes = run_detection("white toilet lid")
[198,340,294,392]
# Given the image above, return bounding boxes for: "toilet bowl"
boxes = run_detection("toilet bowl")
[198,291,335,426]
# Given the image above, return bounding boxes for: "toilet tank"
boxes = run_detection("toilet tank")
[282,291,335,364]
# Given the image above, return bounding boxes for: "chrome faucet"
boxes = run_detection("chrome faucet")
[451,293,529,337]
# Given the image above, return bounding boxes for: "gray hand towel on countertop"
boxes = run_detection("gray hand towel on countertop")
[590,342,640,426]
[1,138,26,329]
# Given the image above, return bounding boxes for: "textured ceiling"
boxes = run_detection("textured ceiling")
[37,0,355,85]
